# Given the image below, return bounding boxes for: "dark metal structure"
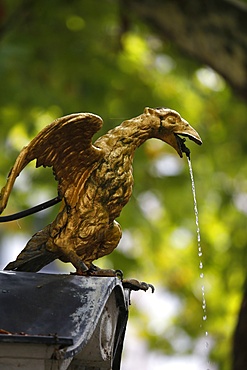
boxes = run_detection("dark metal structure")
[0,271,129,369]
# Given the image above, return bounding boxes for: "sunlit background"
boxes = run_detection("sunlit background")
[1,1,247,369]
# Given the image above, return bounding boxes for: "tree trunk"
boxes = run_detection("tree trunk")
[232,281,247,370]
[124,0,247,101]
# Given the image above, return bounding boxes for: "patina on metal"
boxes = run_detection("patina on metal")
[0,271,129,369]
[0,107,202,279]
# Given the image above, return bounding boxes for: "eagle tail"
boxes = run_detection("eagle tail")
[4,225,57,272]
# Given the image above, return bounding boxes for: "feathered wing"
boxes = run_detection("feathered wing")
[0,113,103,213]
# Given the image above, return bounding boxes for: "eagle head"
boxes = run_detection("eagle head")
[144,107,202,157]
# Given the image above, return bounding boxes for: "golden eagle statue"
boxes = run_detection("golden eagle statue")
[0,107,202,286]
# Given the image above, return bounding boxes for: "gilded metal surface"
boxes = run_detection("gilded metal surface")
[0,107,202,273]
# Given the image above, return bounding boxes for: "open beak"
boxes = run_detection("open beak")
[167,118,202,158]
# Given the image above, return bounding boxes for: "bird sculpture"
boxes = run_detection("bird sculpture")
[0,107,202,288]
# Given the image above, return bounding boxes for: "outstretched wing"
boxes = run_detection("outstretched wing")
[0,113,103,213]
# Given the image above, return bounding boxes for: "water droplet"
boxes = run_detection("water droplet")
[199,261,203,269]
[200,272,204,278]
[203,315,207,321]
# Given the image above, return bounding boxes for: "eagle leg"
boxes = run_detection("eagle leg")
[61,250,89,275]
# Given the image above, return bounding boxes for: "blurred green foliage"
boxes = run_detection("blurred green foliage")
[0,1,247,369]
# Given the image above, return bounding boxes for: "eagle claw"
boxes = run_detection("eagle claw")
[122,278,155,293]
[74,265,124,278]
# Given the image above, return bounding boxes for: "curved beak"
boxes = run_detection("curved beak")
[165,118,202,158]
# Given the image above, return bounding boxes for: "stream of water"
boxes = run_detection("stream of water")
[187,156,211,370]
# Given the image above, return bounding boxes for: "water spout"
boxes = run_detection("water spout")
[187,156,211,370]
